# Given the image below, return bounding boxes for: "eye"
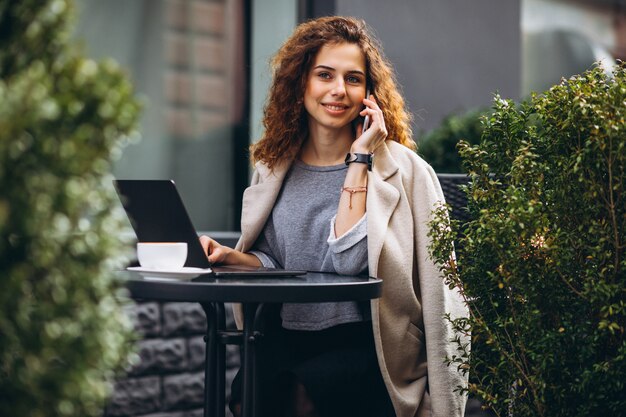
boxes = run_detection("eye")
[346,75,362,84]
[318,72,332,80]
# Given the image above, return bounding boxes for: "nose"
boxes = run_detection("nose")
[330,78,346,97]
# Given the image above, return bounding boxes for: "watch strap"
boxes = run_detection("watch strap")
[344,152,373,171]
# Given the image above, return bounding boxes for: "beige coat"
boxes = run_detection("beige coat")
[233,140,468,417]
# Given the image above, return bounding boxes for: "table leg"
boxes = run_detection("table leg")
[240,302,265,417]
[201,303,218,417]
[215,303,226,417]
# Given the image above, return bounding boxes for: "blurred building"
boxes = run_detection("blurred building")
[522,0,620,95]
[75,0,624,232]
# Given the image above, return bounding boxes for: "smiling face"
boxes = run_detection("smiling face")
[304,42,367,134]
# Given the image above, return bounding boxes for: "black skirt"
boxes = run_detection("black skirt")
[230,305,396,417]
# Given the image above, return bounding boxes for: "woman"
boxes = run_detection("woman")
[200,16,468,417]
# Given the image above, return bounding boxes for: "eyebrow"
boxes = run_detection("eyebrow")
[313,65,366,76]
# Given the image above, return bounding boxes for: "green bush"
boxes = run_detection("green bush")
[417,108,488,173]
[0,1,141,416]
[429,63,626,417]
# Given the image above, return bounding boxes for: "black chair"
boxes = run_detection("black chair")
[438,173,499,417]
[437,173,471,225]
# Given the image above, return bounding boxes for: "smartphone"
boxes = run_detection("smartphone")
[362,87,371,132]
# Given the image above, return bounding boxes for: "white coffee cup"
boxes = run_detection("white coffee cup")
[137,242,188,270]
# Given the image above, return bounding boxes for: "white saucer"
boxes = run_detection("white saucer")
[127,266,213,281]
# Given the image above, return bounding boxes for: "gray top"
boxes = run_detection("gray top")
[250,160,370,330]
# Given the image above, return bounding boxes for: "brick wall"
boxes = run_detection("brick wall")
[163,0,231,139]
[106,301,240,417]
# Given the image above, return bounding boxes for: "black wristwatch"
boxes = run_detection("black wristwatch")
[344,152,373,171]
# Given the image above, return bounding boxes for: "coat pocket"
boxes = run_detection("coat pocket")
[407,321,425,342]
[397,322,427,381]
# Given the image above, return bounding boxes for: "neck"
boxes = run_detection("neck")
[300,123,354,166]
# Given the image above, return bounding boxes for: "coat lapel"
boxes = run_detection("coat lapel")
[367,142,401,277]
[238,161,290,252]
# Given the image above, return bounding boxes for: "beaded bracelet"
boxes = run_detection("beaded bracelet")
[341,186,367,209]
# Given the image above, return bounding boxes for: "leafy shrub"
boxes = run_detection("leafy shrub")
[0,1,141,416]
[429,63,626,417]
[418,108,488,173]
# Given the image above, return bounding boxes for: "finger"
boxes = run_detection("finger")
[360,107,378,120]
[365,108,380,127]
[199,235,212,256]
[207,247,224,264]
[363,96,379,108]
[369,111,387,139]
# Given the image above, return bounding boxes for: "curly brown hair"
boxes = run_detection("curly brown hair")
[250,16,415,169]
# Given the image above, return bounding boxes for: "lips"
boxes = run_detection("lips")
[322,102,349,113]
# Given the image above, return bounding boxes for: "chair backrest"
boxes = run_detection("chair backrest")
[436,173,471,225]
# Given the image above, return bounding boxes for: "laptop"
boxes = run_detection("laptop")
[113,179,306,277]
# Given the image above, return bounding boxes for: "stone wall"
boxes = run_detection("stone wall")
[105,301,239,417]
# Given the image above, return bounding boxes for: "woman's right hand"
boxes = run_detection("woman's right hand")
[352,94,387,154]
[199,236,263,267]
[199,235,232,265]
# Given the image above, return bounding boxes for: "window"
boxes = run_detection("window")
[75,0,250,231]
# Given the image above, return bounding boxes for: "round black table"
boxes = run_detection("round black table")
[124,271,382,417]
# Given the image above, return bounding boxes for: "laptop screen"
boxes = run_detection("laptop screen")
[113,180,211,268]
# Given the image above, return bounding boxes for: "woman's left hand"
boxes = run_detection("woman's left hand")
[352,94,387,154]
